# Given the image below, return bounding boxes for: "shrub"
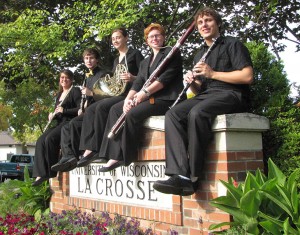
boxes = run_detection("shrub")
[209,158,300,234]
[0,166,51,216]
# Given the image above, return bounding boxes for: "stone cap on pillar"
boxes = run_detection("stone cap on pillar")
[143,115,165,131]
[143,113,269,133]
[212,113,269,132]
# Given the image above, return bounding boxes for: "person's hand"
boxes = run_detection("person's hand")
[184,70,195,85]
[55,106,63,114]
[133,91,148,105]
[184,69,202,93]
[123,98,135,113]
[48,113,54,121]
[192,61,214,78]
[83,87,93,96]
[120,73,135,82]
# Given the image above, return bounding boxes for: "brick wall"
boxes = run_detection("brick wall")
[50,113,269,235]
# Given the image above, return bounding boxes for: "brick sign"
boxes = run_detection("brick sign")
[69,161,173,210]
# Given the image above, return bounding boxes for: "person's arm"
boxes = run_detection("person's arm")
[123,90,138,113]
[62,87,82,116]
[133,80,164,105]
[193,62,253,84]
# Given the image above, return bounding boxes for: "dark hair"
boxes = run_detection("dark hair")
[60,69,74,80]
[194,7,223,31]
[112,28,128,38]
[58,69,74,92]
[82,48,100,60]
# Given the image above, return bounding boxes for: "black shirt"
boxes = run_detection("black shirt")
[112,47,144,76]
[112,47,144,94]
[194,36,253,95]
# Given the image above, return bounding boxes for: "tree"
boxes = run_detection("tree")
[0,78,54,143]
[0,81,13,131]
[0,104,12,131]
[247,42,300,178]
[0,0,299,144]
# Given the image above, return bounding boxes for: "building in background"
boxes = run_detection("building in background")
[0,131,35,161]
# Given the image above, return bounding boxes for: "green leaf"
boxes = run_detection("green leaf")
[210,195,239,208]
[290,181,299,217]
[210,201,258,232]
[260,178,278,192]
[287,168,300,192]
[267,158,286,186]
[276,184,293,207]
[209,221,240,230]
[283,217,292,234]
[244,172,261,194]
[220,179,243,206]
[259,189,294,218]
[240,189,261,218]
[259,220,283,235]
[255,168,267,185]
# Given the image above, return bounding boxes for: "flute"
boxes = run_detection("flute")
[169,37,220,109]
[43,85,73,132]
[107,21,196,139]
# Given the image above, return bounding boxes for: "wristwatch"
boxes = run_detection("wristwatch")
[142,88,151,97]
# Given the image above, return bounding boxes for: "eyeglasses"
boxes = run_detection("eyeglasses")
[147,34,162,40]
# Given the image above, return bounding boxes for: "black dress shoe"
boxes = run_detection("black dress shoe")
[32,177,49,186]
[59,158,78,172]
[93,158,108,164]
[98,161,124,172]
[51,157,77,172]
[153,175,194,196]
[77,152,98,167]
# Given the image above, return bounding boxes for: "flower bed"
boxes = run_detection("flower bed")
[0,209,178,235]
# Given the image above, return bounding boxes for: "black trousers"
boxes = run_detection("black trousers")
[165,89,247,178]
[60,114,83,159]
[33,121,68,178]
[79,96,125,152]
[99,99,173,166]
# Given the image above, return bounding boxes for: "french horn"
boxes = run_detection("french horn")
[93,64,128,101]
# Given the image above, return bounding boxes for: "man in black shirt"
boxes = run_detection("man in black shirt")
[153,7,253,196]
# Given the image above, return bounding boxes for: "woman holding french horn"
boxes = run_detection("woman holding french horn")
[75,27,144,167]
[32,70,81,186]
[97,23,184,172]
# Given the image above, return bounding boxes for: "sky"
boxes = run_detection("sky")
[278,40,299,98]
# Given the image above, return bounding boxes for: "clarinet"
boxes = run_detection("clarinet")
[169,37,220,109]
[79,79,87,113]
[107,21,196,139]
[43,85,73,132]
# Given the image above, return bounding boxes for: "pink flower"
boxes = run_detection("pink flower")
[233,179,238,187]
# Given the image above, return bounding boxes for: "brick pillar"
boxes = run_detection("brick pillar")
[183,113,269,234]
[50,113,269,235]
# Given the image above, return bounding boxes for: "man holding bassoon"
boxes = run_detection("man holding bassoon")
[153,7,253,196]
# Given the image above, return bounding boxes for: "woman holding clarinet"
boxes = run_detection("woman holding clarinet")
[97,23,184,171]
[32,69,81,186]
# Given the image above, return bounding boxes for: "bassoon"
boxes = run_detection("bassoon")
[169,36,220,109]
[107,21,196,139]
